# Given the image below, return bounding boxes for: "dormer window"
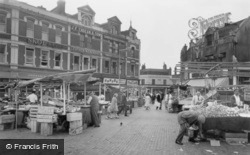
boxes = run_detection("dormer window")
[82,15,91,26]
[111,26,117,35]
[206,34,213,46]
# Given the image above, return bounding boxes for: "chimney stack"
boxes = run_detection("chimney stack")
[57,0,65,14]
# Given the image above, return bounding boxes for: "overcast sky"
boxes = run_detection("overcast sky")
[19,0,250,70]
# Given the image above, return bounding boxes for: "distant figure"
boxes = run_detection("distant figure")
[87,91,100,127]
[26,90,38,104]
[192,91,204,105]
[144,93,151,110]
[107,93,119,119]
[40,91,52,105]
[230,89,244,107]
[155,92,161,110]
[117,92,129,116]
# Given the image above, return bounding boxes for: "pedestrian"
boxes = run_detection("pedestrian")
[87,91,100,127]
[192,91,204,105]
[175,110,206,145]
[117,91,129,117]
[144,93,151,110]
[26,90,38,104]
[167,92,174,112]
[159,91,164,110]
[155,92,161,110]
[107,93,119,119]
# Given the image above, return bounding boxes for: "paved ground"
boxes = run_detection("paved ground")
[1,104,250,155]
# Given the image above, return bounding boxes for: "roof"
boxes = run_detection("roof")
[140,69,171,75]
[108,16,122,24]
[77,5,96,15]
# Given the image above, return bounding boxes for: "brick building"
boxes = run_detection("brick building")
[0,0,140,96]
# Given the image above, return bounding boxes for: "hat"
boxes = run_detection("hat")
[197,114,206,124]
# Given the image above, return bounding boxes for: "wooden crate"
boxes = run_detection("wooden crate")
[0,122,14,131]
[38,107,54,115]
[0,115,15,124]
[69,126,83,136]
[37,114,57,123]
[40,122,53,136]
[69,120,82,129]
[67,112,82,121]
[30,119,40,133]
[29,106,39,119]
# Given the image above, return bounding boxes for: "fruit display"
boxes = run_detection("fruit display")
[190,104,249,118]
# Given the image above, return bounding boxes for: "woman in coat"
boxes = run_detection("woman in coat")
[107,93,119,119]
[144,93,151,110]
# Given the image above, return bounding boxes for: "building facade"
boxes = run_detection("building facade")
[0,0,140,96]
[140,63,173,94]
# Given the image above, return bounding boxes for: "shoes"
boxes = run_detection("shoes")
[175,141,183,145]
[125,115,129,117]
[188,139,198,143]
[94,125,100,127]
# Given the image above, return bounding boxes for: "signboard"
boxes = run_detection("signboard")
[188,13,231,40]
[127,80,138,86]
[71,25,102,37]
[70,46,101,55]
[244,89,250,101]
[103,78,126,85]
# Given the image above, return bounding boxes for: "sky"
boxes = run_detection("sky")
[19,0,250,70]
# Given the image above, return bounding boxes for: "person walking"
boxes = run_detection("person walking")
[175,111,206,145]
[155,92,161,110]
[144,93,151,110]
[87,92,100,127]
[107,93,119,119]
[117,92,129,116]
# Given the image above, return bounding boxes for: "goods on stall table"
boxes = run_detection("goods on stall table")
[67,112,83,135]
[0,115,15,131]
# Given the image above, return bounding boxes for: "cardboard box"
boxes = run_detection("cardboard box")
[67,112,82,121]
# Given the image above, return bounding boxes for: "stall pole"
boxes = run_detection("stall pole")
[15,89,18,131]
[40,83,43,106]
[68,83,70,100]
[84,82,87,105]
[63,81,66,115]
[99,83,101,96]
[104,84,106,99]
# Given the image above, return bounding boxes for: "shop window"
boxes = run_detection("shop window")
[131,64,135,76]
[80,33,85,47]
[27,18,34,38]
[0,44,6,63]
[73,55,80,71]
[42,22,49,41]
[54,52,62,68]
[91,58,97,70]
[25,47,35,66]
[104,60,110,73]
[83,57,89,70]
[55,25,62,44]
[0,13,6,32]
[112,62,117,74]
[41,50,49,67]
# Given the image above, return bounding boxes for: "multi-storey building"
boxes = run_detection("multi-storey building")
[140,63,173,94]
[0,0,140,96]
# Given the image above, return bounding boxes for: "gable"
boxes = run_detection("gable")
[205,27,216,35]
[78,5,95,15]
[108,16,122,24]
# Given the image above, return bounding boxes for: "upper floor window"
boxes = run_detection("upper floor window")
[163,79,167,85]
[131,64,135,76]
[119,62,122,75]
[152,79,155,85]
[114,42,118,53]
[112,62,117,74]
[73,55,80,71]
[206,34,213,46]
[83,57,89,70]
[54,52,62,68]
[131,47,135,57]
[91,58,97,70]
[141,79,145,85]
[130,32,136,39]
[86,35,92,48]
[0,13,7,33]
[80,33,85,47]
[104,60,110,73]
[25,47,35,66]
[41,50,49,67]
[27,18,34,38]
[111,26,117,35]
[82,16,91,26]
[42,22,49,41]
[55,25,62,44]
[0,44,7,63]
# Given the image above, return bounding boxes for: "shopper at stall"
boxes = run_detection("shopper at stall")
[144,93,151,110]
[192,91,204,105]
[26,90,38,104]
[107,93,119,119]
[87,91,100,127]
[230,89,244,107]
[117,92,129,117]
[40,91,52,105]
[175,111,206,145]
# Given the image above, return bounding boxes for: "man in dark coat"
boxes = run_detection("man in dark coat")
[117,92,128,116]
[175,110,205,145]
[87,92,100,127]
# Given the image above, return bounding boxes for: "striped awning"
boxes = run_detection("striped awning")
[187,77,229,87]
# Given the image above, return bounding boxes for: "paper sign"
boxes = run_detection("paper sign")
[210,140,220,146]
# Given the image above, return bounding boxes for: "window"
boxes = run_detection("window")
[27,19,34,38]
[114,42,118,53]
[141,79,145,85]
[206,34,213,46]
[0,13,6,32]
[112,62,117,74]
[131,64,135,76]
[41,50,49,67]
[42,22,49,41]
[111,26,117,35]
[0,44,6,63]
[54,52,62,68]
[152,79,155,85]
[104,60,110,73]
[55,25,62,44]
[25,47,34,65]
[163,79,167,85]
[131,47,135,57]
[86,35,92,48]
[82,16,91,26]
[73,55,80,71]
[80,33,85,47]
[119,62,122,75]
[91,58,97,69]
[83,57,89,70]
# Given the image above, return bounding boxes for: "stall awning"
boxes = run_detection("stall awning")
[187,77,229,87]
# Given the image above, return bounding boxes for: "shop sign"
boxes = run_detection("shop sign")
[70,46,101,55]
[25,38,68,50]
[188,12,231,40]
[127,80,138,86]
[103,78,126,85]
[244,89,250,101]
[71,25,102,37]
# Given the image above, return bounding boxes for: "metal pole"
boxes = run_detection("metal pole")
[63,81,66,115]
[119,48,121,90]
[40,83,43,106]
[15,90,17,131]
[68,83,70,101]
[84,82,87,105]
